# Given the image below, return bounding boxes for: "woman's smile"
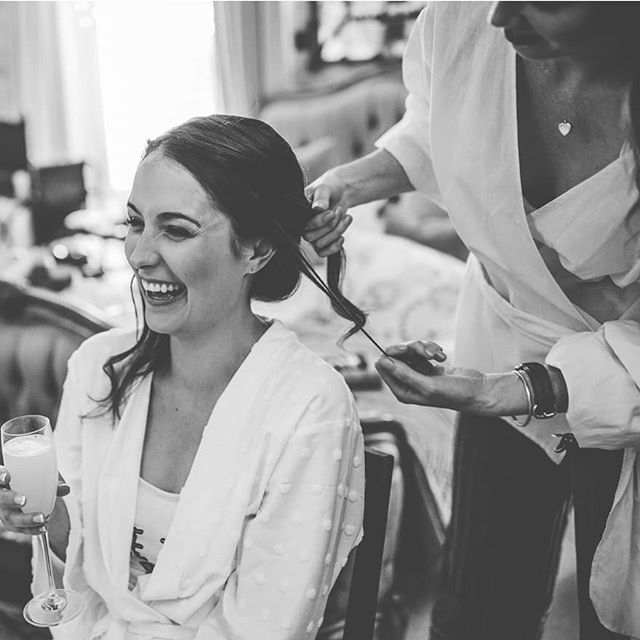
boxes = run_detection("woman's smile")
[138,276,187,306]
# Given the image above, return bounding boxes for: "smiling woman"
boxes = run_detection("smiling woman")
[21,115,368,640]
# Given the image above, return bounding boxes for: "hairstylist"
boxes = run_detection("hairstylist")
[305,3,640,639]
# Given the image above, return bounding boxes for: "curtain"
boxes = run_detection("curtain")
[1,2,108,196]
[212,1,261,116]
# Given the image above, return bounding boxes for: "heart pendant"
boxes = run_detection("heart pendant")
[558,120,572,137]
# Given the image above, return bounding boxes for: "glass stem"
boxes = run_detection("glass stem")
[37,529,65,611]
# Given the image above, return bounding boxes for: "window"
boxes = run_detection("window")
[94,2,216,193]
[299,1,425,70]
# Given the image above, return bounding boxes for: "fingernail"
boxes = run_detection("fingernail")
[382,357,395,368]
[0,472,7,483]
[14,495,26,506]
[32,514,45,524]
[435,352,447,361]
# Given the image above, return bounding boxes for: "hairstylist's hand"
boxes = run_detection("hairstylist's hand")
[375,341,530,416]
[304,170,353,257]
[0,467,69,535]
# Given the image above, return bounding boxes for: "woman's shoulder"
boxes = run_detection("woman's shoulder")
[265,321,356,420]
[68,327,139,375]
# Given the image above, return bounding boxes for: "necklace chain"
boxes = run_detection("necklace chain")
[539,62,573,137]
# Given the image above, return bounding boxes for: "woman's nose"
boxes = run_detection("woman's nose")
[489,1,523,28]
[126,231,160,270]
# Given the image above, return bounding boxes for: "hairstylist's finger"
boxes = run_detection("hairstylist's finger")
[0,467,10,487]
[313,215,352,250]
[304,208,338,234]
[305,210,348,243]
[416,340,446,360]
[316,236,345,258]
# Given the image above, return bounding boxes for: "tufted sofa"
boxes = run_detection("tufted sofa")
[0,280,110,425]
[0,280,109,638]
[260,72,407,182]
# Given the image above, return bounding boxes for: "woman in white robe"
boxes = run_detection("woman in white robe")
[0,115,366,639]
[304,3,640,639]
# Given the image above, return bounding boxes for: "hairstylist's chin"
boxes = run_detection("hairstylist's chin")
[504,29,556,59]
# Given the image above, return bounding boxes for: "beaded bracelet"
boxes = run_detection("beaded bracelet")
[512,368,534,427]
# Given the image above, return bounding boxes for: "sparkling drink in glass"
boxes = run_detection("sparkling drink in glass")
[1,415,83,627]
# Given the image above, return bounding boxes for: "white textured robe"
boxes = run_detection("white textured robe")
[32,320,364,640]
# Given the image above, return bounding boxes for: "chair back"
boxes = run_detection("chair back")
[0,279,109,430]
[343,447,394,640]
[0,280,109,626]
[29,162,87,244]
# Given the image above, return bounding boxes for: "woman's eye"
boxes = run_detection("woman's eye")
[125,216,143,231]
[164,225,194,239]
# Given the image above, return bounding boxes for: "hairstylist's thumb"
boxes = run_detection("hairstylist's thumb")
[308,182,333,211]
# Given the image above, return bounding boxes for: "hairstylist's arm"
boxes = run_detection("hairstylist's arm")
[374,341,568,417]
[304,148,414,256]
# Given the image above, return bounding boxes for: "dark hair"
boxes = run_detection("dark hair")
[99,114,366,420]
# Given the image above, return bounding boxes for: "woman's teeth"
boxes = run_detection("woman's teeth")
[140,278,184,300]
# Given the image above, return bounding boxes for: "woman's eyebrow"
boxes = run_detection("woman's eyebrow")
[126,201,201,227]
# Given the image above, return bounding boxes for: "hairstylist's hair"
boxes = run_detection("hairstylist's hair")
[99,114,366,420]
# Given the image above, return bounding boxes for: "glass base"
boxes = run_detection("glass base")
[23,588,83,627]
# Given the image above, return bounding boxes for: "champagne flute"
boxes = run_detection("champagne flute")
[1,415,83,627]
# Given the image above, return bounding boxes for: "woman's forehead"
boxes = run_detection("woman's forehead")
[131,152,212,214]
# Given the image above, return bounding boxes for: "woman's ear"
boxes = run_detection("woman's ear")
[245,239,276,275]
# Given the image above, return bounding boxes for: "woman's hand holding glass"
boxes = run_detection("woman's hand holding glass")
[0,467,69,535]
[1,415,82,627]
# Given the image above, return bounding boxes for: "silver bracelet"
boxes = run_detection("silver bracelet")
[512,369,533,427]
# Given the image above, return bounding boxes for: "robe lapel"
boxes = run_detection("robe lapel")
[139,321,290,606]
[96,374,151,591]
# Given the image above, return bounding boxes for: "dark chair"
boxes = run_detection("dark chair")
[0,118,28,198]
[29,163,87,245]
[319,417,409,640]
[343,446,394,640]
[0,280,109,638]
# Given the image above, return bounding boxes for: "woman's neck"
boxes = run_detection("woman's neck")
[163,308,268,394]
[541,41,637,89]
